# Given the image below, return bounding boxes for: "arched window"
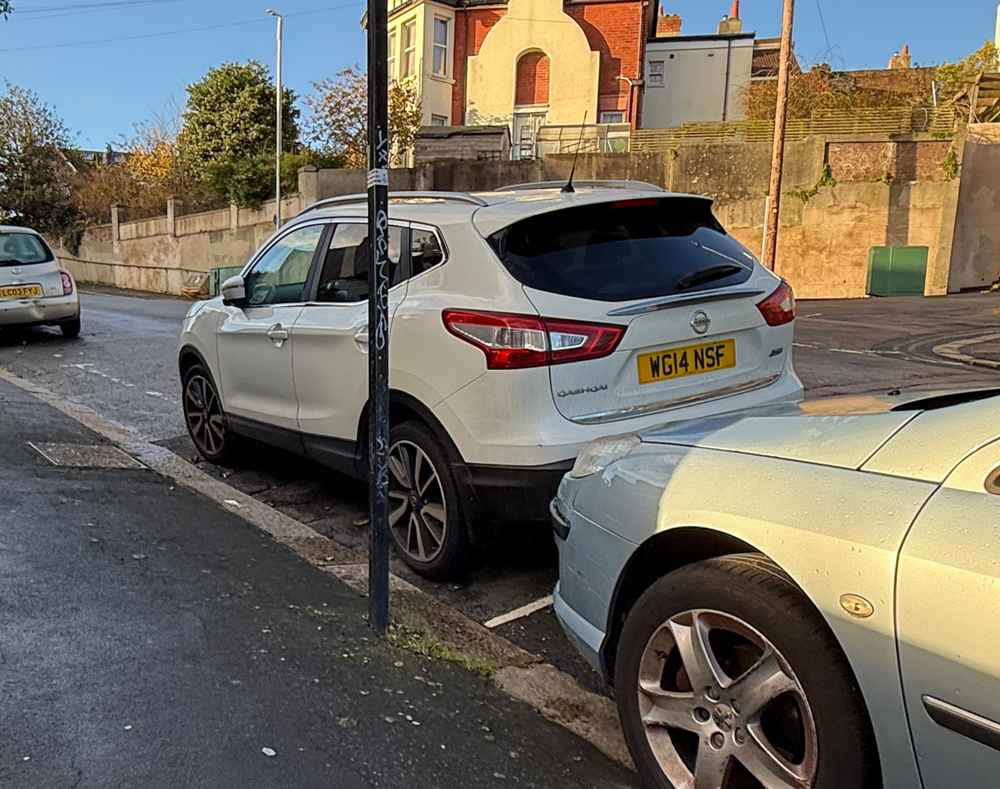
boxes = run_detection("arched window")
[515,51,550,107]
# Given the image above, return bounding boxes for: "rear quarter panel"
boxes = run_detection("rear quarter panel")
[573,446,935,789]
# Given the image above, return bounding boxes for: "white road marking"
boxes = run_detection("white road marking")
[484,595,554,629]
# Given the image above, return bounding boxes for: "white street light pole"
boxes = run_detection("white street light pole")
[266,9,284,227]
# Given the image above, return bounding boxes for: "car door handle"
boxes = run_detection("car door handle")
[267,323,289,346]
[354,325,369,347]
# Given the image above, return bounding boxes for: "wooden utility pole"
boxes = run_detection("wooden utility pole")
[763,0,795,270]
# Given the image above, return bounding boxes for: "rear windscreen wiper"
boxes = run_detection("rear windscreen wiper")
[676,263,746,291]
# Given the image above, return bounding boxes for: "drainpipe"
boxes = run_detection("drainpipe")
[722,37,733,121]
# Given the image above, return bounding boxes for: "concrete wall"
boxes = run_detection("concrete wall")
[62,134,973,299]
[719,180,959,299]
[949,125,1000,291]
[642,36,753,128]
[57,195,304,295]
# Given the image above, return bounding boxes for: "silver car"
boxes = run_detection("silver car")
[0,226,80,337]
[553,388,1000,789]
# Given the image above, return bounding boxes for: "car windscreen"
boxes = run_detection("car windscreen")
[0,232,54,266]
[487,197,757,302]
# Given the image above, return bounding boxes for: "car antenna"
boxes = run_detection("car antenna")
[561,111,588,194]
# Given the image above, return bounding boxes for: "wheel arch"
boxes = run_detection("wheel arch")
[355,390,465,466]
[178,344,210,379]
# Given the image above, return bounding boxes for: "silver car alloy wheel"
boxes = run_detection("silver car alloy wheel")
[184,373,226,457]
[637,609,818,789]
[388,440,448,564]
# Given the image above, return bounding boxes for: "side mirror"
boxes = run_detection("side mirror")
[221,274,246,307]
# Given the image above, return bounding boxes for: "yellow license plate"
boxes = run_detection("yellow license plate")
[638,339,736,384]
[0,284,43,299]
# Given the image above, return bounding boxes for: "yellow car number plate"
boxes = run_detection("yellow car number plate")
[0,284,43,300]
[638,339,736,384]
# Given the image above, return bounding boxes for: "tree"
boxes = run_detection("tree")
[180,61,299,186]
[936,41,1000,122]
[743,63,932,121]
[1,1,12,19]
[0,82,79,237]
[936,42,1000,101]
[306,66,423,167]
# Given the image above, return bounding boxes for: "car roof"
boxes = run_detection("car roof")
[0,225,41,234]
[290,186,711,237]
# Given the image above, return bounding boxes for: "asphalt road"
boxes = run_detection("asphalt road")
[1,378,633,788]
[2,287,998,699]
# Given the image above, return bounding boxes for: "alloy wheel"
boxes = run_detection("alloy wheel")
[388,440,448,564]
[637,608,818,789]
[184,373,226,457]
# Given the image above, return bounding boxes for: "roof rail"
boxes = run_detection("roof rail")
[297,191,488,216]
[498,179,666,193]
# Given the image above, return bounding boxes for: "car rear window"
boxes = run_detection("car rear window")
[487,197,756,302]
[0,232,54,266]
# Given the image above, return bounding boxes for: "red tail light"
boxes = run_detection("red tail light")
[60,271,74,296]
[442,310,625,370]
[757,281,796,326]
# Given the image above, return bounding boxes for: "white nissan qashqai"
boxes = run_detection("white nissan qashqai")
[177,182,802,578]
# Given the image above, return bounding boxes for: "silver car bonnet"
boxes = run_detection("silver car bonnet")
[637,389,1000,470]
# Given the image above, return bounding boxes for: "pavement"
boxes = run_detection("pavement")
[0,377,634,788]
[1,287,999,742]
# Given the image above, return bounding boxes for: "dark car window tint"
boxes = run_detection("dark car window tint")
[245,224,324,306]
[0,232,54,266]
[488,198,756,302]
[315,224,402,303]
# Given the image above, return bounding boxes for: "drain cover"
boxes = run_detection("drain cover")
[28,442,145,470]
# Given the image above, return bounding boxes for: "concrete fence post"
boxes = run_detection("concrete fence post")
[166,197,180,237]
[298,165,319,207]
[230,203,239,230]
[110,203,121,251]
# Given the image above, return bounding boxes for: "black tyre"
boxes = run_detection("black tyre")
[61,316,81,338]
[614,554,879,789]
[387,421,468,580]
[182,363,238,465]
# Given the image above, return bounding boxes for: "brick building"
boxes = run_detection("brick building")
[378,0,653,155]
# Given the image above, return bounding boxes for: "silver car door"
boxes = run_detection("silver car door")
[897,438,1000,787]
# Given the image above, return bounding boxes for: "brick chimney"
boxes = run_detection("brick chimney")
[888,44,912,69]
[656,4,682,37]
[717,0,743,34]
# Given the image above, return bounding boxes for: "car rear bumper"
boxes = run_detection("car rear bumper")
[0,294,79,327]
[452,459,574,525]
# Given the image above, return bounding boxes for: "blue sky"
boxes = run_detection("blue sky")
[1,0,998,148]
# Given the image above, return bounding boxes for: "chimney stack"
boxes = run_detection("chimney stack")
[656,4,682,37]
[888,43,912,69]
[718,0,743,34]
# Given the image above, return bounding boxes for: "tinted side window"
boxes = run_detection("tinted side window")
[411,229,445,276]
[488,198,756,302]
[245,225,324,306]
[315,224,402,303]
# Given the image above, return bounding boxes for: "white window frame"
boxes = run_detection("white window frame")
[401,19,417,78]
[599,111,626,124]
[388,29,397,82]
[432,16,450,77]
[648,60,665,88]
[430,114,449,126]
